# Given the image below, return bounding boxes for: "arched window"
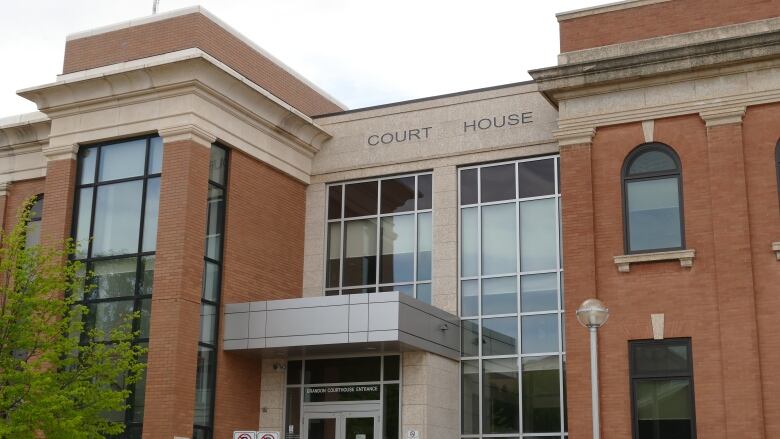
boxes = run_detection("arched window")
[25,194,43,247]
[622,143,684,254]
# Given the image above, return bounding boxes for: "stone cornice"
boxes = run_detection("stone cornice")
[0,181,10,197]
[699,106,746,127]
[41,143,78,161]
[159,125,216,148]
[553,127,596,147]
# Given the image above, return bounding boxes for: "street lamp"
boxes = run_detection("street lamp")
[576,298,610,439]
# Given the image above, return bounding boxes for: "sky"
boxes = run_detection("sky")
[0,0,614,118]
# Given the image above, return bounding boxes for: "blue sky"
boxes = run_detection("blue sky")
[0,0,612,118]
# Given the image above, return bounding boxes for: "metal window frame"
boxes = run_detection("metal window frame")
[621,142,686,255]
[628,338,697,439]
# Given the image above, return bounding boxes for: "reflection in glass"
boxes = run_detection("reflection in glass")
[199,304,217,345]
[379,284,413,296]
[520,198,557,272]
[208,145,227,185]
[416,283,431,304]
[148,136,164,175]
[202,261,219,302]
[343,219,377,286]
[481,164,516,203]
[98,139,146,181]
[482,203,517,275]
[483,358,519,434]
[380,215,414,284]
[461,208,478,277]
[461,360,480,434]
[629,150,678,174]
[417,173,432,210]
[78,147,97,185]
[93,257,137,299]
[205,186,225,260]
[461,320,479,357]
[139,299,151,339]
[417,212,432,281]
[284,387,301,438]
[461,280,478,317]
[522,356,561,433]
[636,379,693,439]
[483,317,518,356]
[74,188,93,258]
[482,276,517,316]
[344,181,378,217]
[89,300,134,340]
[326,223,341,288]
[518,159,556,199]
[142,177,161,252]
[521,273,558,312]
[92,181,143,257]
[633,343,689,375]
[627,178,681,252]
[193,347,216,426]
[522,314,559,354]
[381,176,415,213]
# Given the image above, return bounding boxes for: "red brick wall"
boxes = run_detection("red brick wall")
[40,160,77,250]
[561,113,777,438]
[62,13,343,116]
[560,0,780,52]
[143,139,211,439]
[213,148,306,437]
[2,178,45,233]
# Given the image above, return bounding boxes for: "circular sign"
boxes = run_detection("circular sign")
[237,434,254,439]
[260,435,276,439]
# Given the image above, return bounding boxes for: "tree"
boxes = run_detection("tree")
[0,198,146,438]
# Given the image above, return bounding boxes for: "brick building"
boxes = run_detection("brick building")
[0,1,778,438]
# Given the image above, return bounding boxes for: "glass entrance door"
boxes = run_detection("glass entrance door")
[304,413,378,439]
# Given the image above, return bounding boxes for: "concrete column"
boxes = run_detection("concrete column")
[700,108,765,439]
[431,166,457,314]
[258,358,286,432]
[556,128,598,438]
[143,127,215,439]
[302,182,326,297]
[401,352,459,439]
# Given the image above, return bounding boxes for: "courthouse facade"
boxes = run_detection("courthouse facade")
[0,0,779,438]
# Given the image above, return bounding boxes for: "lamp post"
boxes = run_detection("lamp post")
[576,298,610,439]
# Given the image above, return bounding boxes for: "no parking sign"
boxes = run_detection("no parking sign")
[233,432,256,439]
[258,433,279,439]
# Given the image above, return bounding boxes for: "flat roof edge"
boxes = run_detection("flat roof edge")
[556,0,671,21]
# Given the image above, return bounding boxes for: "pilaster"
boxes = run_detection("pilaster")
[39,146,77,249]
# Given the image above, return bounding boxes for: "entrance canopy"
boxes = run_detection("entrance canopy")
[223,291,460,360]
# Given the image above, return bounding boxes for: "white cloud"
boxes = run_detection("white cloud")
[0,0,611,117]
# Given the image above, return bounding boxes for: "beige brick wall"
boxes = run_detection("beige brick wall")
[401,352,459,439]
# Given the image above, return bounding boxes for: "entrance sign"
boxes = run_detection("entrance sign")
[233,432,256,439]
[304,385,380,402]
[258,432,279,439]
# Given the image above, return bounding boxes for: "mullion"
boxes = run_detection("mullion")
[81,251,155,264]
[75,173,161,190]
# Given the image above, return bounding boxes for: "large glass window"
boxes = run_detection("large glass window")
[193,145,228,439]
[630,339,696,439]
[459,156,566,438]
[325,173,432,303]
[73,135,163,437]
[622,143,684,253]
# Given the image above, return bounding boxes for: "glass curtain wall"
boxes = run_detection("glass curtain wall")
[325,173,432,303]
[193,145,228,439]
[73,136,163,438]
[459,156,566,438]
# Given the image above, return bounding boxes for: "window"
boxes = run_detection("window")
[622,143,684,254]
[192,145,228,439]
[25,194,43,247]
[459,156,566,438]
[630,339,696,439]
[325,173,432,303]
[72,135,163,437]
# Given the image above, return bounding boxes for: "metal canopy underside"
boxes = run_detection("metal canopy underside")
[222,292,461,360]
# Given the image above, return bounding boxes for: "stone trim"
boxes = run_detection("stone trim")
[554,127,596,147]
[556,0,670,21]
[614,249,695,272]
[772,242,780,260]
[41,143,78,161]
[159,125,216,148]
[0,181,10,197]
[700,106,746,127]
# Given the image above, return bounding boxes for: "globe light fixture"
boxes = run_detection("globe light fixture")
[577,298,610,439]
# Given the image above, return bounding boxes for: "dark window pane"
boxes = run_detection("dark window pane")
[326,223,341,288]
[379,284,413,296]
[383,355,400,380]
[92,180,144,257]
[482,276,517,316]
[461,280,478,317]
[481,164,516,203]
[29,195,43,220]
[636,379,693,439]
[521,314,559,354]
[328,185,342,220]
[142,177,161,252]
[518,159,555,198]
[202,261,220,302]
[148,136,163,174]
[629,149,678,175]
[92,257,137,299]
[205,186,225,260]
[417,212,432,281]
[343,219,377,286]
[380,215,414,284]
[461,360,480,434]
[308,418,337,439]
[522,356,561,433]
[78,147,97,185]
[344,181,377,217]
[521,273,558,313]
[285,387,301,437]
[304,357,381,384]
[460,168,478,205]
[345,417,375,439]
[417,173,432,210]
[194,347,216,426]
[98,139,146,181]
[627,177,682,252]
[482,317,518,356]
[342,287,375,295]
[483,358,519,434]
[199,303,217,345]
[416,283,431,304]
[383,384,400,439]
[633,343,689,376]
[461,320,479,357]
[287,360,302,385]
[209,146,227,185]
[74,187,93,259]
[381,176,415,214]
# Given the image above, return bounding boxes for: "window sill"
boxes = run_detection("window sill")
[614,249,695,273]
[773,242,780,261]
